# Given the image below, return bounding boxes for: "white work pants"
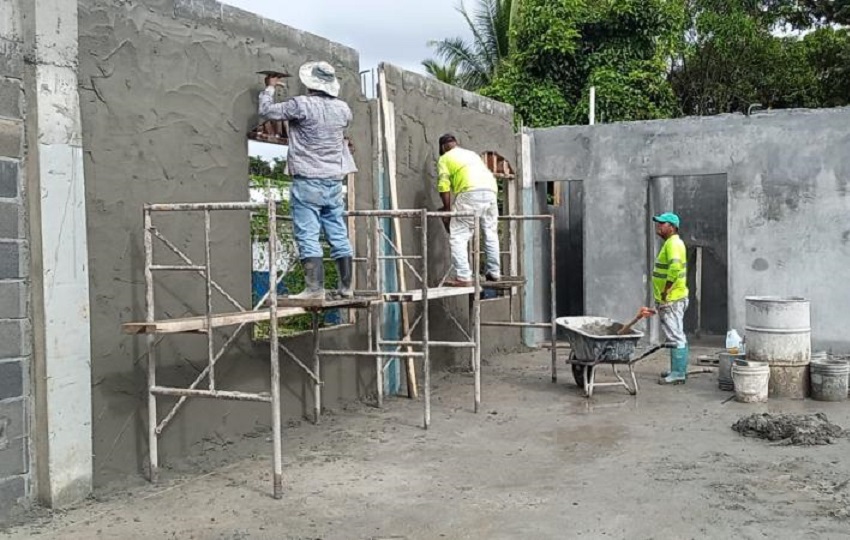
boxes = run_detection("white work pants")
[450,190,501,281]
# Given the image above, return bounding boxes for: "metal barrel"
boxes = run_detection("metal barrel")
[745,296,811,399]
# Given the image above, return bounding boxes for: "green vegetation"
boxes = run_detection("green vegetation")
[425,0,850,127]
[249,156,342,339]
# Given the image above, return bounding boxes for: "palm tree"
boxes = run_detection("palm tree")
[425,0,518,90]
[421,58,464,87]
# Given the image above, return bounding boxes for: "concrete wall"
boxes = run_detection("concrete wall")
[0,0,32,521]
[380,64,522,366]
[77,0,377,486]
[530,108,850,351]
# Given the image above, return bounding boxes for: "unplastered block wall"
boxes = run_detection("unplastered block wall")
[0,0,31,520]
[380,64,522,364]
[530,108,850,351]
[78,0,375,485]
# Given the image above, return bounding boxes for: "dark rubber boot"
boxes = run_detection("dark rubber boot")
[335,256,353,298]
[289,257,324,300]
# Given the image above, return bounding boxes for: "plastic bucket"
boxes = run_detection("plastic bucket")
[718,352,743,391]
[810,360,850,402]
[732,361,770,403]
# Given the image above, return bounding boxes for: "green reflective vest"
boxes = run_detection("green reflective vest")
[653,234,689,303]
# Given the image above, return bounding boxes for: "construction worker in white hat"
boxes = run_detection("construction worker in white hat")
[260,61,357,299]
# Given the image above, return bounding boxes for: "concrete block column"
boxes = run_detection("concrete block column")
[0,0,32,524]
[21,0,94,508]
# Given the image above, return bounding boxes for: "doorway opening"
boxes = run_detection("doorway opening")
[648,174,728,342]
[544,180,584,316]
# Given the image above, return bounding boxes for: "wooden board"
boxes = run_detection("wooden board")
[276,295,382,309]
[378,69,418,398]
[384,286,475,303]
[122,308,305,335]
[481,276,526,290]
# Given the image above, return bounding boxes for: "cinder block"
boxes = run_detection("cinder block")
[0,321,29,361]
[0,476,26,523]
[0,41,24,80]
[0,121,21,159]
[0,399,25,443]
[0,160,18,198]
[0,400,26,479]
[0,79,20,120]
[0,281,26,318]
[0,201,21,238]
[0,361,22,400]
[0,0,23,43]
[0,241,25,279]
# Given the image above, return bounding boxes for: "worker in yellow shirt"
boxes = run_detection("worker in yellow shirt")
[652,212,690,385]
[436,134,501,286]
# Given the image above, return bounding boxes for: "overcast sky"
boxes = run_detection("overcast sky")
[223,0,473,74]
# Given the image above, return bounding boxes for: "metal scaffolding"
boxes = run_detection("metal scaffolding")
[123,199,538,499]
[484,215,559,383]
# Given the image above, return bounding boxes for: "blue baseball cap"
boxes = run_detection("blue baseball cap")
[652,212,680,228]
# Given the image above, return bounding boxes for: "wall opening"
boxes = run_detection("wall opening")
[649,174,728,340]
[545,180,584,316]
[481,151,516,300]
[248,140,346,339]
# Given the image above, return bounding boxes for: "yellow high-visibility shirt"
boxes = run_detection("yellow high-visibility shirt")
[436,147,498,194]
[653,234,689,303]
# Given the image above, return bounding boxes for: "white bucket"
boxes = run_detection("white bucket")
[732,361,770,403]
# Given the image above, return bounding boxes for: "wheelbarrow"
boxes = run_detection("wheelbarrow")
[555,316,663,397]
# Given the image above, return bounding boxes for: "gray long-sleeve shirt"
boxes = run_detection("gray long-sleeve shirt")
[258,88,357,179]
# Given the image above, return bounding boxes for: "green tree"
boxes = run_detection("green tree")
[421,58,464,86]
[426,0,518,90]
[670,0,849,115]
[482,0,685,127]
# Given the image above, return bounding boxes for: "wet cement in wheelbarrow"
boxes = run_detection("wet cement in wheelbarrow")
[732,413,847,446]
[577,322,623,336]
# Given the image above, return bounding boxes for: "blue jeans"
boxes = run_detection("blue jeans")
[290,177,352,260]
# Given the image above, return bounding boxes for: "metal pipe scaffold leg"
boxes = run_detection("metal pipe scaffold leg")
[473,216,482,413]
[204,210,215,391]
[421,210,430,429]
[144,209,159,484]
[268,195,284,499]
[373,219,384,408]
[312,311,321,424]
[549,216,558,383]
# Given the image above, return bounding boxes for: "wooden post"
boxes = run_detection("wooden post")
[378,69,418,398]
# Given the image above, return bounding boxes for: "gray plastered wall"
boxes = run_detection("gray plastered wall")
[380,64,522,367]
[530,108,850,351]
[77,0,377,485]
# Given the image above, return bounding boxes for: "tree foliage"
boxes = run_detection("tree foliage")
[425,0,517,90]
[428,0,850,124]
[671,0,850,115]
[422,58,464,87]
[482,0,685,127]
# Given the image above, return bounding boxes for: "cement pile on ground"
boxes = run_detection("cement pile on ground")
[732,413,846,446]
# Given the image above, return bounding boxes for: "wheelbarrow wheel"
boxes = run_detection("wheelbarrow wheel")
[569,352,587,388]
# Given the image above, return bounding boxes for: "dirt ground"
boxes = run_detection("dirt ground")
[5,346,850,540]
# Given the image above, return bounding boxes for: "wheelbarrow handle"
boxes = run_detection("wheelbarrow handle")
[633,343,664,362]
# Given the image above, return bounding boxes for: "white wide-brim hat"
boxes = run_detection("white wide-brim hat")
[299,61,341,98]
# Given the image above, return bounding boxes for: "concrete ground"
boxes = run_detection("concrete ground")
[5,345,850,540]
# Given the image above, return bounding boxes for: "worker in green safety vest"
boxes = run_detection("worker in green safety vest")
[652,212,690,385]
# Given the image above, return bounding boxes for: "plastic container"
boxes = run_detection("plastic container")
[745,296,811,399]
[726,329,742,354]
[810,360,850,402]
[732,361,770,403]
[718,352,744,391]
